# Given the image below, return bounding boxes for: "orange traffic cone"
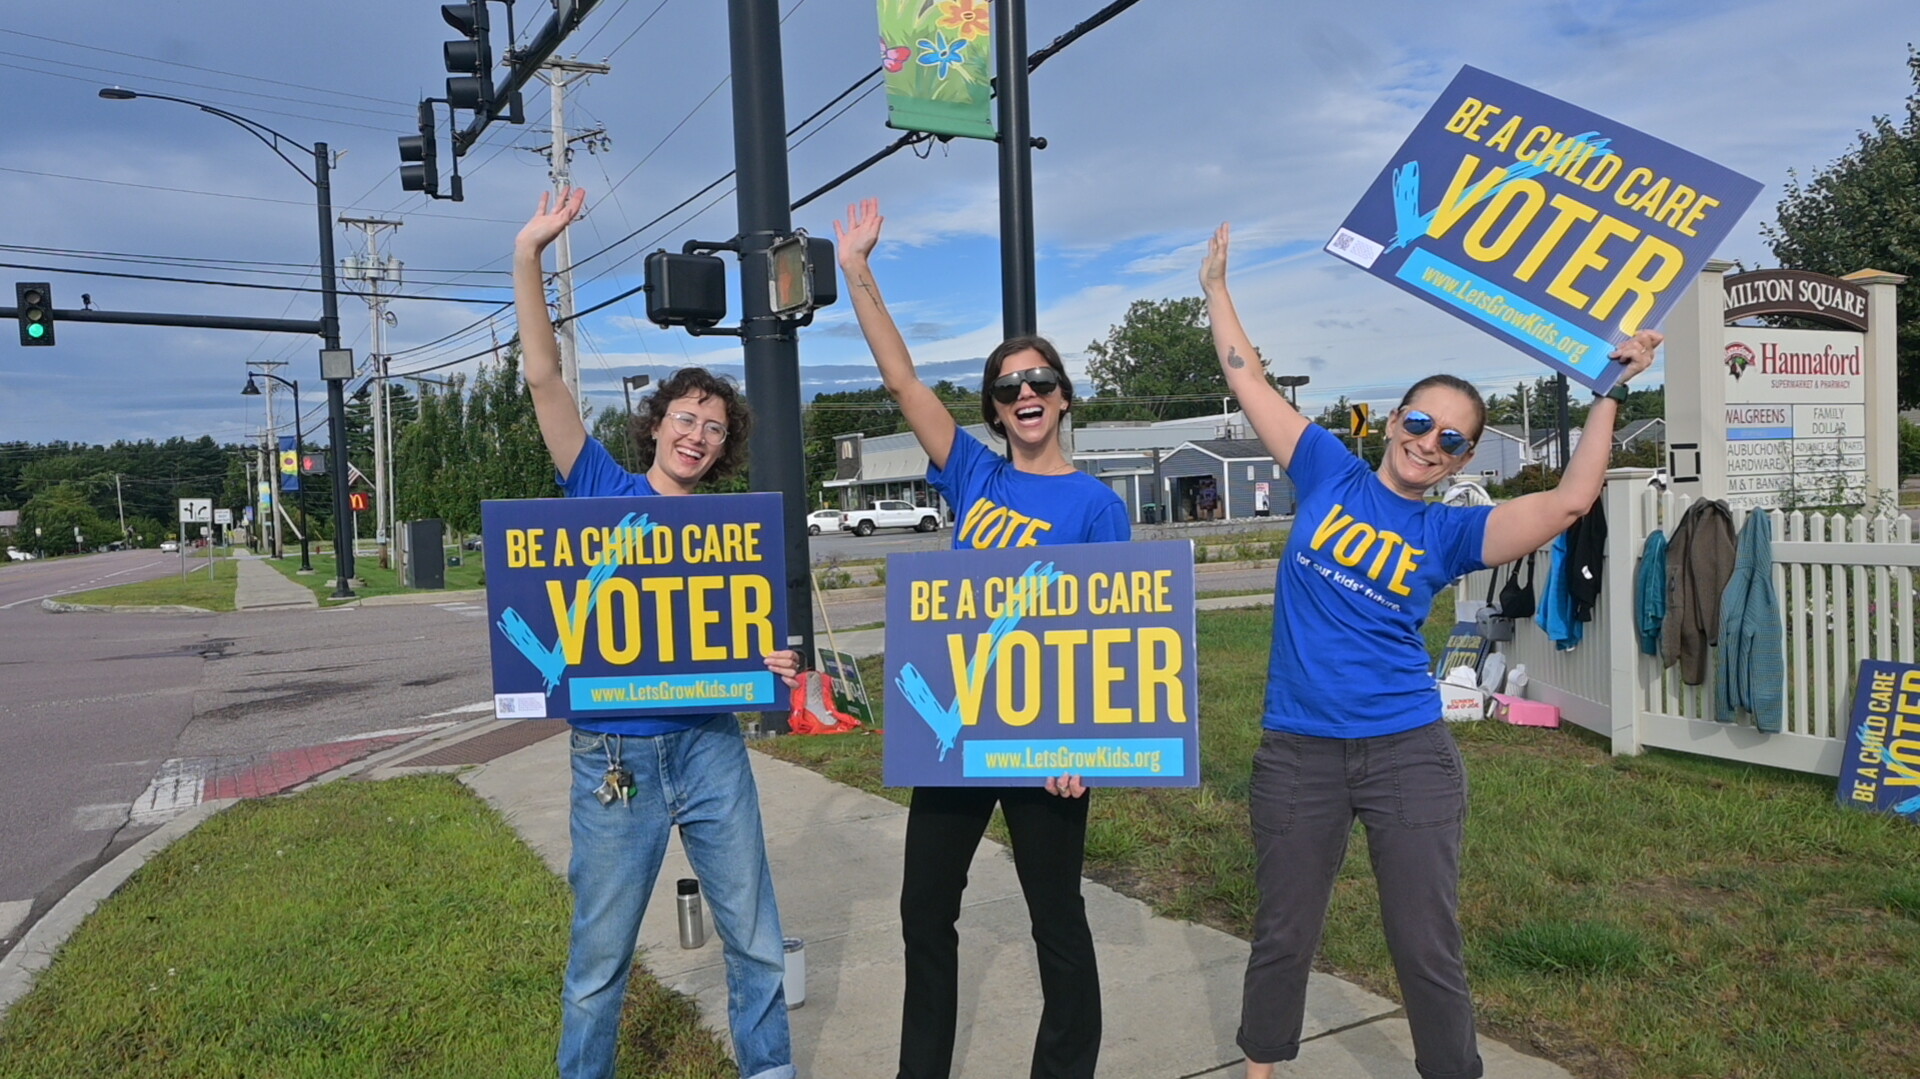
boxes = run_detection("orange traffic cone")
[788,669,862,736]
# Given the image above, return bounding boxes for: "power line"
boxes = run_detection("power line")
[0,51,408,120]
[0,27,408,107]
[0,261,507,304]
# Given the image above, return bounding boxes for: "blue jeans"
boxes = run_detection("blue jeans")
[558,714,794,1079]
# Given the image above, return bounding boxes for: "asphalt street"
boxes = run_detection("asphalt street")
[0,552,496,957]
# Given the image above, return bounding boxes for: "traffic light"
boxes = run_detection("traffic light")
[1349,402,1371,439]
[300,453,328,476]
[398,100,439,196]
[15,282,53,346]
[442,2,493,113]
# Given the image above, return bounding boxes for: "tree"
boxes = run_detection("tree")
[1763,47,1920,409]
[1084,297,1228,422]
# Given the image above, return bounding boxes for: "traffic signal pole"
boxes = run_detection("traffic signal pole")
[996,0,1037,340]
[728,0,812,730]
[316,143,357,598]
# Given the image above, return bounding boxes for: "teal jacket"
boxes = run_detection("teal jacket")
[1636,529,1668,656]
[1715,511,1784,733]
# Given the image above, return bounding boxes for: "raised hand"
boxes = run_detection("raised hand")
[1200,222,1231,294]
[516,187,586,257]
[1609,329,1663,384]
[834,198,884,267]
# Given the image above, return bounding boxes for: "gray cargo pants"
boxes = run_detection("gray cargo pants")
[1237,721,1483,1079]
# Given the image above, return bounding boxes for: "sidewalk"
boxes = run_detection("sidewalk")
[363,592,1571,1079]
[230,551,319,610]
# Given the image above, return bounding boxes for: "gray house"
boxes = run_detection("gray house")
[1158,439,1295,522]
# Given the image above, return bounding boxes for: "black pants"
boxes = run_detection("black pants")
[897,786,1100,1079]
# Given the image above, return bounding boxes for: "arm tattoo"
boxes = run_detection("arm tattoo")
[1226,346,1247,369]
[855,276,881,305]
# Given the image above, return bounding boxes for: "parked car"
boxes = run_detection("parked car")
[842,499,942,536]
[159,540,180,553]
[5,546,34,562]
[806,509,846,536]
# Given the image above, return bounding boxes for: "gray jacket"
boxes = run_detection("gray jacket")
[1659,499,1737,686]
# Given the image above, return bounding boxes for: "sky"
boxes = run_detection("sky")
[0,0,1913,453]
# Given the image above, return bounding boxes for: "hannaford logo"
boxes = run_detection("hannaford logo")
[1724,341,1755,380]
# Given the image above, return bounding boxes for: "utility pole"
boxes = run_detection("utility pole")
[996,0,1037,339]
[1520,380,1532,464]
[1556,373,1571,471]
[114,473,127,545]
[727,0,812,731]
[340,216,403,568]
[533,57,610,415]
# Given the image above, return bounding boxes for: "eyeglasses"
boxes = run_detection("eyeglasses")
[664,411,728,444]
[1399,409,1474,456]
[988,367,1063,405]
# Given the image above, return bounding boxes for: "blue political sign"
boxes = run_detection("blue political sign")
[883,540,1199,788]
[1326,66,1763,392]
[1836,659,1920,822]
[481,493,788,722]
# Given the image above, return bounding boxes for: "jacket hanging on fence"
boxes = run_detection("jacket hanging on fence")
[1564,499,1607,623]
[1715,510,1785,733]
[1660,498,1737,685]
[1636,529,1668,656]
[1535,532,1583,651]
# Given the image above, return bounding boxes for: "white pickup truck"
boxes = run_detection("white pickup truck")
[842,499,943,536]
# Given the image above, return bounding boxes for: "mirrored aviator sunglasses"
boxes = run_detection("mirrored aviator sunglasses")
[1401,409,1474,456]
[989,368,1062,404]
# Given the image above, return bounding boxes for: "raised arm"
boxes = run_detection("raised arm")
[514,187,589,478]
[1482,332,1661,566]
[834,199,959,470]
[1202,224,1311,468]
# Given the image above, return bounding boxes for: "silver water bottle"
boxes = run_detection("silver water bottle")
[676,878,706,949]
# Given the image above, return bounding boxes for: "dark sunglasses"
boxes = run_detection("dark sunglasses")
[988,367,1063,404]
[1400,409,1474,456]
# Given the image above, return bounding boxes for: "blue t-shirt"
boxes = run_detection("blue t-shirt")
[929,429,1131,548]
[1265,424,1492,738]
[557,436,715,738]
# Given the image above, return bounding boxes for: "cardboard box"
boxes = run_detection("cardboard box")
[1491,693,1559,728]
[1441,686,1489,722]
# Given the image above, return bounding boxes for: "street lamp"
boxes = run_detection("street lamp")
[101,86,355,598]
[243,371,312,572]
[621,374,651,471]
[1275,374,1311,409]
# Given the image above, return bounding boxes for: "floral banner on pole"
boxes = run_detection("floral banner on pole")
[879,0,995,141]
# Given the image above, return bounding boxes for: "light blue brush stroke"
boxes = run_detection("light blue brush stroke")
[496,512,654,696]
[1388,132,1614,252]
[1892,793,1920,816]
[896,559,1061,762]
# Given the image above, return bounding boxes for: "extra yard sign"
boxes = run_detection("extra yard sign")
[1327,66,1763,393]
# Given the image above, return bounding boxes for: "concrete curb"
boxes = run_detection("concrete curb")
[356,588,487,607]
[0,799,237,1020]
[39,600,215,614]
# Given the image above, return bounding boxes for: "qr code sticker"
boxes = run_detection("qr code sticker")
[495,693,548,719]
[1326,228,1384,269]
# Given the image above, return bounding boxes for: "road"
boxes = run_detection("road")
[0,552,496,957]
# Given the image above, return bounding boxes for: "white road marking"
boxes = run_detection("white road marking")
[422,701,495,719]
[0,900,30,943]
[70,803,130,831]
[130,759,207,823]
[330,720,461,743]
[435,602,487,619]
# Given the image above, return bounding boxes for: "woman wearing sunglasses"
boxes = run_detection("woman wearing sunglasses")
[1199,224,1656,1079]
[836,198,1127,1079]
[516,188,803,1079]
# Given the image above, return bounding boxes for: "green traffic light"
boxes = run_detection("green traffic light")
[26,323,45,339]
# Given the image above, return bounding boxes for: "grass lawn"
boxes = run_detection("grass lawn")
[755,593,1920,1079]
[0,775,732,1079]
[261,546,487,604]
[63,560,237,612]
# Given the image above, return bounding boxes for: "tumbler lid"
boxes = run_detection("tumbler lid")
[677,878,700,896]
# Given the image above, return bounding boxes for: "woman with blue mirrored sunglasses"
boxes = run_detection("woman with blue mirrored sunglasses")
[1199,222,1659,1079]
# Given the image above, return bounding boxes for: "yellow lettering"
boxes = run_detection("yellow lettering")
[731,574,774,658]
[595,577,642,664]
[1043,630,1086,723]
[1443,96,1486,136]
[1092,628,1132,724]
[1676,195,1719,238]
[1310,504,1355,550]
[1590,234,1683,334]
[1425,155,1512,241]
[1332,523,1378,567]
[1387,543,1425,597]
[1137,626,1187,723]
[995,630,1042,726]
[1461,177,1547,263]
[1545,215,1641,311]
[640,578,684,663]
[551,528,574,568]
[1513,194,1597,282]
[505,529,530,568]
[1482,114,1521,152]
[687,576,725,660]
[955,579,977,620]
[946,633,994,726]
[545,579,592,664]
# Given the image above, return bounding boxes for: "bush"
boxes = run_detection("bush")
[1899,417,1920,480]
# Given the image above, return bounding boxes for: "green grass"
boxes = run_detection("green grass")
[0,775,733,1079]
[63,560,237,611]
[261,546,488,604]
[755,595,1920,1079]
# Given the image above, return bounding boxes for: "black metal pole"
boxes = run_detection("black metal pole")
[291,382,312,571]
[996,0,1036,340]
[316,144,356,598]
[1556,373,1571,471]
[728,0,811,731]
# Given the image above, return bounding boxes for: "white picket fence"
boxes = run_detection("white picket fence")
[1464,468,1918,776]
